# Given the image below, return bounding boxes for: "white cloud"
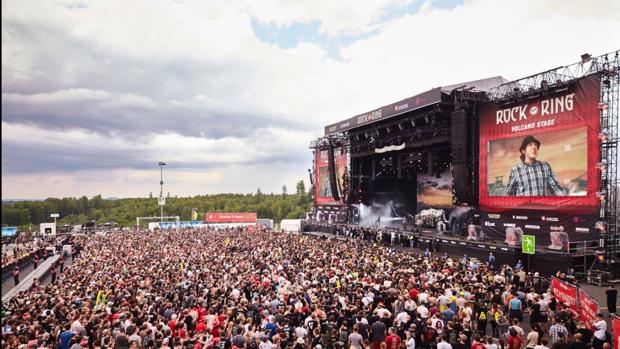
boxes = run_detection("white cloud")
[2,0,619,199]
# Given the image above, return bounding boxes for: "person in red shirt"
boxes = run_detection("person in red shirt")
[169,314,177,337]
[176,322,188,340]
[471,335,486,349]
[385,327,402,349]
[409,288,419,301]
[211,321,221,338]
[507,329,524,349]
[196,320,207,333]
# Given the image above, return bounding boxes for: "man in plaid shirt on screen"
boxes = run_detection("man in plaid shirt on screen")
[505,135,567,196]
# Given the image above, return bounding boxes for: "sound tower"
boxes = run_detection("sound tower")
[451,109,469,203]
[327,142,341,201]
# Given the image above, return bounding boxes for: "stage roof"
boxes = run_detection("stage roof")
[324,76,508,136]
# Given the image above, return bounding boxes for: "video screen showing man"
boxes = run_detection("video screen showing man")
[504,135,567,196]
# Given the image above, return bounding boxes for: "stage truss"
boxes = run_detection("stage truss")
[490,51,620,267]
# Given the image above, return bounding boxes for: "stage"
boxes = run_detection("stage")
[301,221,572,277]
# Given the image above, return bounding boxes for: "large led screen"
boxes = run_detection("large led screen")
[479,75,600,213]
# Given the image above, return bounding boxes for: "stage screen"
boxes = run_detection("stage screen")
[487,127,588,197]
[479,75,600,213]
[315,147,347,205]
[417,168,453,212]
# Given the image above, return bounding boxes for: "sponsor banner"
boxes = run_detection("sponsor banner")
[479,75,600,213]
[315,147,347,205]
[324,88,442,135]
[578,288,599,330]
[481,211,597,246]
[612,315,620,349]
[1,227,18,237]
[204,213,257,223]
[551,277,578,314]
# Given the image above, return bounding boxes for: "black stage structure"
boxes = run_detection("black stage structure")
[307,50,619,279]
[309,77,503,224]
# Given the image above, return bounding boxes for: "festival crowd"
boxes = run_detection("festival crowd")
[2,235,70,283]
[0,227,615,349]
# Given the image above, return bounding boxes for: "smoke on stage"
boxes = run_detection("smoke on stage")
[357,200,405,228]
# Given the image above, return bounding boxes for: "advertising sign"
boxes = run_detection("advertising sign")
[155,221,206,229]
[551,277,578,314]
[480,211,596,246]
[204,212,257,223]
[612,315,620,349]
[1,227,18,237]
[522,234,536,254]
[578,288,599,330]
[324,88,442,135]
[479,75,600,213]
[315,147,347,205]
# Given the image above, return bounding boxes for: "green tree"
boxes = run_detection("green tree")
[2,188,313,229]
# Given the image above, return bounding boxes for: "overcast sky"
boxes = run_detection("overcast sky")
[2,0,619,199]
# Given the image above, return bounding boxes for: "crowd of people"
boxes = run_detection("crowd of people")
[0,227,616,349]
[302,223,415,248]
[2,235,69,282]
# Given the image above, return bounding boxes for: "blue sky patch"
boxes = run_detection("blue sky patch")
[251,0,464,58]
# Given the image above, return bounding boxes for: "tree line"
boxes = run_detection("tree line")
[2,181,312,229]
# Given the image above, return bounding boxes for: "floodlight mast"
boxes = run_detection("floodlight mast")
[158,162,166,222]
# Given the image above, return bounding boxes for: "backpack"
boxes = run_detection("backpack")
[478,312,486,321]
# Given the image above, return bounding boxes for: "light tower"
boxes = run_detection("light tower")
[158,161,166,222]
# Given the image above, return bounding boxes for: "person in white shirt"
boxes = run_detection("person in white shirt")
[396,311,411,327]
[437,335,452,349]
[295,325,308,339]
[418,291,429,304]
[593,313,607,349]
[533,338,549,349]
[485,337,498,349]
[417,303,429,320]
[406,330,416,349]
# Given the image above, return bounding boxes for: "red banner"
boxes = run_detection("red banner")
[551,277,578,314]
[578,288,599,330]
[204,213,257,223]
[315,147,347,205]
[612,315,620,349]
[479,75,600,213]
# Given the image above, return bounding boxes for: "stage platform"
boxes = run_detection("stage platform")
[415,229,570,276]
[302,224,571,277]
